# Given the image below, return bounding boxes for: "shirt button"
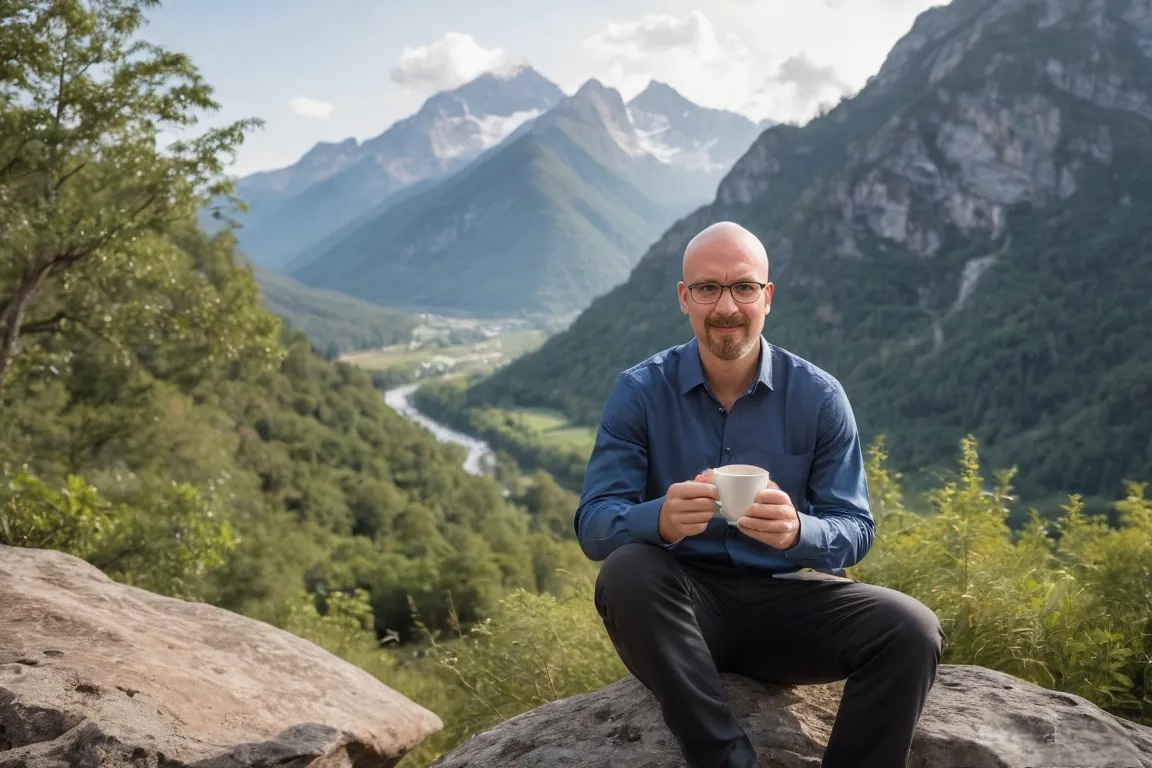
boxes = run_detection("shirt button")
[724,447,731,454]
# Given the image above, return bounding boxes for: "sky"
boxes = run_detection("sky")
[142,0,944,177]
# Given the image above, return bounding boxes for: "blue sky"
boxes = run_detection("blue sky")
[143,0,942,176]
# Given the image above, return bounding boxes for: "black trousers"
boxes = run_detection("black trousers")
[594,543,943,768]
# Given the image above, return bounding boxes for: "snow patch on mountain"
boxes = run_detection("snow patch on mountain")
[431,108,545,161]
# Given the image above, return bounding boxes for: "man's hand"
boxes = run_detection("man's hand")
[658,473,717,544]
[737,480,800,550]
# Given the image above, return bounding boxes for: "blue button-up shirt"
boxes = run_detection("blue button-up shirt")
[575,336,874,573]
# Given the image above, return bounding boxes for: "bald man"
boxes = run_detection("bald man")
[575,222,942,768]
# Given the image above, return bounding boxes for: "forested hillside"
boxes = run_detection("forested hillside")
[253,263,418,358]
[0,0,587,646]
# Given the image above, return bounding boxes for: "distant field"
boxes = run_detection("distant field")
[342,329,547,377]
[478,406,597,455]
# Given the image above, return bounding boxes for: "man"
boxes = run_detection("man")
[575,221,943,768]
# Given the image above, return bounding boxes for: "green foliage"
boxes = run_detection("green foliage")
[427,584,626,744]
[253,264,417,357]
[415,378,592,492]
[0,465,236,599]
[854,436,1152,723]
[0,0,265,391]
[0,468,114,558]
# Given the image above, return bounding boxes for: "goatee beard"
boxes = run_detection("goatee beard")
[705,313,757,361]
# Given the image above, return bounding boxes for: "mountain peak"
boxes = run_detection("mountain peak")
[558,79,638,150]
[431,65,565,119]
[629,80,692,111]
[573,78,615,101]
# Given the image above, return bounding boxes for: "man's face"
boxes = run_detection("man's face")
[677,235,773,363]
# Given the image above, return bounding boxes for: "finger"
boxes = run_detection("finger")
[681,522,710,537]
[670,495,721,513]
[736,526,790,548]
[743,502,795,520]
[694,472,707,483]
[737,516,796,535]
[673,509,717,524]
[765,478,780,490]
[676,481,718,499]
[755,488,791,506]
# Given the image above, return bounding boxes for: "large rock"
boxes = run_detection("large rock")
[431,666,1152,768]
[0,545,441,767]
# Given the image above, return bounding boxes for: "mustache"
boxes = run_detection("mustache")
[706,313,748,329]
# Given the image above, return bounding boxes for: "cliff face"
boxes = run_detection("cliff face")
[719,0,1138,256]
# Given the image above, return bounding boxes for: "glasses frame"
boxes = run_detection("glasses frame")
[685,281,768,305]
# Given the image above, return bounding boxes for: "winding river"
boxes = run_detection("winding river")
[383,384,496,476]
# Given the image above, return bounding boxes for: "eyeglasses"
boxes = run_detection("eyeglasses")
[685,281,767,304]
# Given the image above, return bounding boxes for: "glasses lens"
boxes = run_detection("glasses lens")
[691,284,721,303]
[732,283,762,303]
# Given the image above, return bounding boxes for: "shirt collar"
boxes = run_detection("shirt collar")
[679,336,775,395]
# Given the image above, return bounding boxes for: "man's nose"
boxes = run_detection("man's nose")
[715,287,740,313]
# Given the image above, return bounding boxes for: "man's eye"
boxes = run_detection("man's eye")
[696,284,720,295]
[733,283,760,298]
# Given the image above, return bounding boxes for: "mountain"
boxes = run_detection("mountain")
[230,66,565,269]
[252,265,416,356]
[627,80,767,176]
[287,79,751,317]
[466,0,1152,500]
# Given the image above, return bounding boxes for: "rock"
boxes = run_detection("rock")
[0,545,441,767]
[430,666,1152,768]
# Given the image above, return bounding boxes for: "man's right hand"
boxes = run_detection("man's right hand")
[658,472,718,544]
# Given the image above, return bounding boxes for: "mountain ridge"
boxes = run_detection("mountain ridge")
[288,79,697,316]
[231,66,565,269]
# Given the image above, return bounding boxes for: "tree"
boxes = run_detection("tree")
[0,0,259,392]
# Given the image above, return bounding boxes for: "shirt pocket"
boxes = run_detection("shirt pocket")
[746,449,814,513]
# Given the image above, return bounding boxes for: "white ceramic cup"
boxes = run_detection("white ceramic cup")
[709,464,770,524]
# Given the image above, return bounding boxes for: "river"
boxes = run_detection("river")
[383,384,496,476]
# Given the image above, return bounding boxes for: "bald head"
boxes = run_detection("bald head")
[682,222,768,281]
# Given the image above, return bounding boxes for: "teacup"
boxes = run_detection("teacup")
[709,464,770,524]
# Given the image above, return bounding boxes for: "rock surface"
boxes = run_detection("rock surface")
[431,665,1152,768]
[0,545,441,767]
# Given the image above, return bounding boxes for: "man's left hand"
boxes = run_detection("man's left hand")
[736,481,800,550]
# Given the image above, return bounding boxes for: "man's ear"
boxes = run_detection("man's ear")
[677,281,690,314]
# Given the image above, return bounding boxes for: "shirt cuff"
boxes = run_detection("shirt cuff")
[783,512,828,565]
[629,497,667,546]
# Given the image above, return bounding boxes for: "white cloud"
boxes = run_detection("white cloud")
[585,11,724,61]
[584,11,756,119]
[761,53,853,116]
[290,97,334,119]
[391,32,523,93]
[584,2,941,125]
